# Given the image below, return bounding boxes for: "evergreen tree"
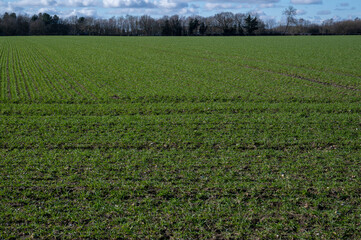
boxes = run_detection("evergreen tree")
[243,15,258,35]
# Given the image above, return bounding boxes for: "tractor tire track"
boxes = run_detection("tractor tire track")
[159,44,361,80]
[241,57,361,80]
[204,50,361,80]
[242,64,361,92]
[144,45,360,93]
[181,49,361,93]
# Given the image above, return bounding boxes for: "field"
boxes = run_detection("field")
[0,36,361,239]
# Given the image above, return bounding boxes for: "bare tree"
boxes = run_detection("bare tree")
[214,12,235,35]
[283,6,297,35]
[1,10,360,36]
[187,16,200,35]
[234,13,245,35]
[295,18,310,34]
[139,15,155,36]
[198,17,208,35]
[126,15,139,35]
[1,12,17,35]
[169,15,184,36]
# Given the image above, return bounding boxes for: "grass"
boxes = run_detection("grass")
[0,36,361,239]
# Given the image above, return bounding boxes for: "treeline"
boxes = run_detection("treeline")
[0,11,360,36]
[273,18,361,35]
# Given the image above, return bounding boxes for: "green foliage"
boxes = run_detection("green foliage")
[244,15,259,35]
[1,36,361,239]
[188,18,200,35]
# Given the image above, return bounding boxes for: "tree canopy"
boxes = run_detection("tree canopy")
[0,10,360,36]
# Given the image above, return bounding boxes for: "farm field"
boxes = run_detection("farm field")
[0,36,361,239]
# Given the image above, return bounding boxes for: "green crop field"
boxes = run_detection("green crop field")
[1,36,361,239]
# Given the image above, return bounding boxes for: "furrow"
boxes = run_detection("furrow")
[6,43,12,100]
[0,42,6,100]
[47,39,121,98]
[43,54,98,100]
[31,47,92,99]
[22,45,60,100]
[14,46,32,100]
[20,44,41,100]
[27,45,72,99]
[10,44,21,99]
[128,46,271,98]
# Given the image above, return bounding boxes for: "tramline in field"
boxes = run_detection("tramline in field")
[1,36,360,239]
[1,36,360,103]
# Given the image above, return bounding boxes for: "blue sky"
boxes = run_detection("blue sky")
[1,0,360,23]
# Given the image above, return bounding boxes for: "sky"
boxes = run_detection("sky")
[1,0,360,24]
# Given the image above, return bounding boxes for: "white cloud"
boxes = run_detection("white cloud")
[291,0,322,4]
[260,3,275,8]
[204,3,233,11]
[65,8,98,17]
[38,7,57,14]
[209,0,279,3]
[189,3,200,9]
[77,8,97,16]
[250,9,266,16]
[103,0,128,7]
[63,0,99,7]
[296,9,306,15]
[178,6,198,15]
[103,0,155,8]
[42,0,57,5]
[237,4,252,8]
[101,0,189,16]
[3,0,280,13]
[7,0,100,8]
[1,0,356,23]
[154,0,187,9]
[11,0,57,7]
[3,2,23,12]
[156,0,178,8]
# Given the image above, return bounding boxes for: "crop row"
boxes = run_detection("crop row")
[1,146,361,238]
[1,100,361,116]
[1,36,359,104]
[1,36,360,239]
[1,111,359,151]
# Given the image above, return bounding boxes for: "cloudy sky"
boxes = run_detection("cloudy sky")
[1,0,360,23]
